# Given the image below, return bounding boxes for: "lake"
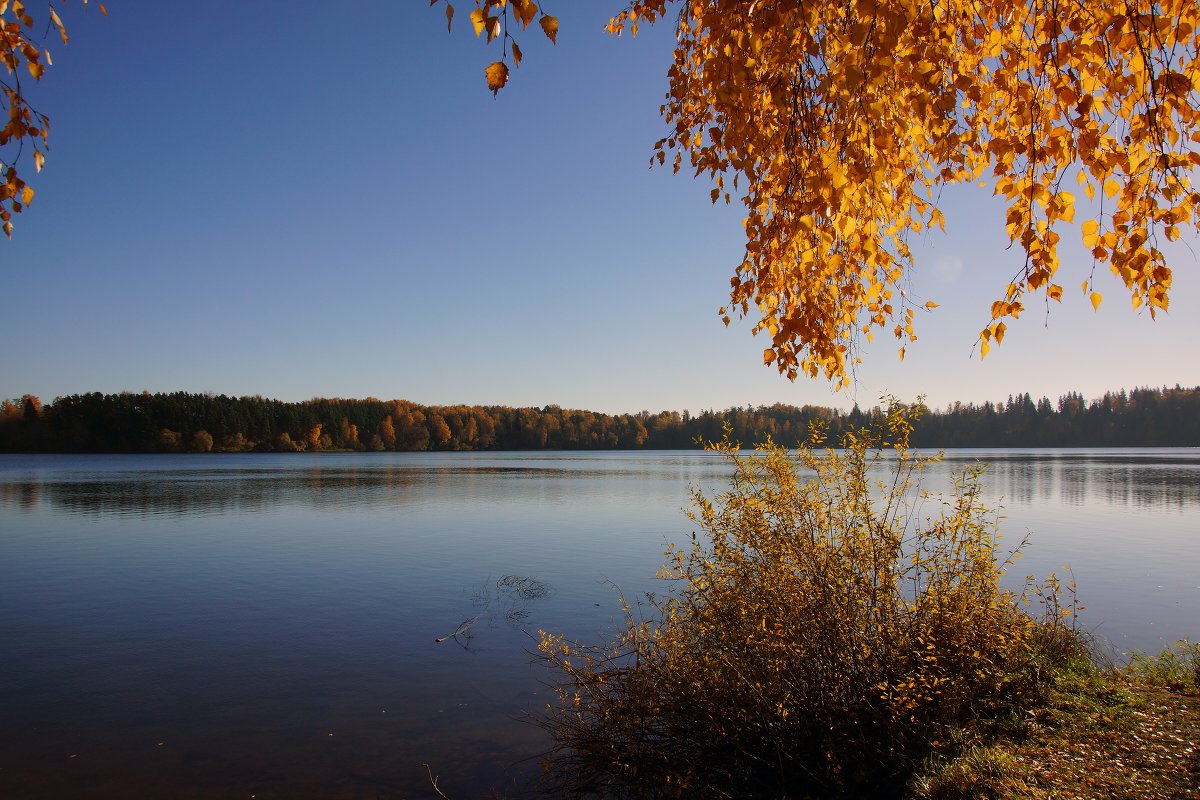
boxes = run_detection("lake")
[1,449,1197,798]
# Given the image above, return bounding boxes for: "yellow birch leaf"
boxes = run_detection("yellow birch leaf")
[33,150,44,172]
[1090,291,1103,310]
[49,7,68,44]
[485,61,508,95]
[512,41,522,67]
[930,207,945,232]
[514,0,537,27]
[1057,192,1075,223]
[1081,219,1099,247]
[924,300,939,309]
[540,15,558,44]
[21,185,33,205]
[470,8,486,36]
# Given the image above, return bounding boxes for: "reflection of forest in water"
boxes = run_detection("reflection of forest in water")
[2,468,429,516]
[0,458,728,517]
[940,453,1200,510]
[2,451,1195,517]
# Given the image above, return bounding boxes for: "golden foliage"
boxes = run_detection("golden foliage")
[609,0,1200,384]
[433,0,558,94]
[538,405,1066,796]
[0,0,103,239]
[439,1,1199,384]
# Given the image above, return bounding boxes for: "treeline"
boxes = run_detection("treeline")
[0,386,1197,452]
[0,393,838,453]
[914,386,1200,447]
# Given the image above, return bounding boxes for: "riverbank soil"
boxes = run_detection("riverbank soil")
[1005,683,1199,799]
[918,675,1200,799]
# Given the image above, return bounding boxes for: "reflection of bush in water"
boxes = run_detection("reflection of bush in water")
[496,575,554,600]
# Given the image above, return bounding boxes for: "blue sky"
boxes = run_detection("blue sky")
[2,2,1197,414]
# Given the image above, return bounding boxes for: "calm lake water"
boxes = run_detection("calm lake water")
[1,449,1197,798]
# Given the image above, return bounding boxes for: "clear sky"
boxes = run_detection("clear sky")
[2,2,1197,414]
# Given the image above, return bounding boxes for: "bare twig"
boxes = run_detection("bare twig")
[422,762,452,799]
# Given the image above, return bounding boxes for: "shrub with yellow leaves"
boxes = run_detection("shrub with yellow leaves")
[538,403,1070,798]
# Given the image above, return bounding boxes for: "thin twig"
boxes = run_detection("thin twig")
[422,763,452,799]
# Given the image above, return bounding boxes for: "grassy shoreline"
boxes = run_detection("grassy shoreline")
[914,642,1200,799]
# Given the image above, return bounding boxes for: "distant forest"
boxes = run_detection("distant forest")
[1,386,1197,452]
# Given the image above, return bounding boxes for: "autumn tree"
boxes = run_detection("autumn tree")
[20,393,40,423]
[441,0,1199,385]
[190,429,213,453]
[428,412,453,449]
[219,431,251,453]
[306,423,323,450]
[378,415,396,449]
[156,427,182,453]
[397,410,431,451]
[339,417,361,450]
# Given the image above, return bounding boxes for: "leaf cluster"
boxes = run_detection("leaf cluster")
[606,1,1200,383]
[538,404,1076,797]
[1,0,103,239]
[432,0,558,95]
